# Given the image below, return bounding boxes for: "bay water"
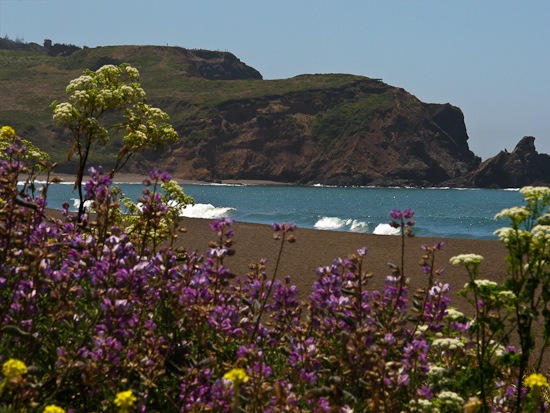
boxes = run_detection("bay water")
[41,181,524,240]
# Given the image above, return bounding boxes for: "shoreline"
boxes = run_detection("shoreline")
[42,210,550,370]
[42,173,521,190]
[41,172,292,187]
[39,172,511,241]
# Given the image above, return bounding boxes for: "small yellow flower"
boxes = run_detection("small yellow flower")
[524,372,549,388]
[463,396,482,413]
[1,125,15,139]
[224,368,249,385]
[2,358,27,379]
[44,405,65,413]
[115,389,137,412]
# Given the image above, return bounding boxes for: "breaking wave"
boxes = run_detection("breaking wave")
[314,216,369,232]
[373,223,401,236]
[177,203,235,219]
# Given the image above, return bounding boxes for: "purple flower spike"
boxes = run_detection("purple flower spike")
[403,208,415,219]
[210,220,222,232]
[149,168,160,180]
[160,171,172,182]
[390,210,403,220]
[389,221,401,229]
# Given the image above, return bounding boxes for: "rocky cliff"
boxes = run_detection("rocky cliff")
[467,136,550,188]
[4,44,547,187]
[160,78,481,186]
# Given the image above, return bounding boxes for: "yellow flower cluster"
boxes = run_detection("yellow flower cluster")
[524,372,549,388]
[44,405,65,413]
[1,125,15,139]
[115,389,137,411]
[2,358,27,379]
[224,368,249,385]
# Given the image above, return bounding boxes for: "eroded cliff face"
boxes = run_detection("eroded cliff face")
[157,78,480,186]
[467,136,550,188]
[0,45,490,186]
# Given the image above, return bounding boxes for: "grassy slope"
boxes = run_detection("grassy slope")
[0,46,386,168]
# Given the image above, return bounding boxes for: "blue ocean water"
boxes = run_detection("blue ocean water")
[41,181,524,240]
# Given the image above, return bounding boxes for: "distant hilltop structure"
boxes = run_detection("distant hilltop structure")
[0,36,80,56]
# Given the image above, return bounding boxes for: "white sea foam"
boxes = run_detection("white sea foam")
[314,217,352,230]
[177,203,235,219]
[373,223,401,235]
[350,219,369,232]
[18,180,77,187]
[72,198,93,210]
[314,217,370,232]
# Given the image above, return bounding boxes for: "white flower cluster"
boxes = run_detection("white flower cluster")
[437,391,465,407]
[52,102,77,123]
[471,279,498,288]
[445,307,465,320]
[66,74,95,93]
[95,64,122,83]
[490,340,507,357]
[495,206,531,221]
[494,227,532,245]
[409,398,436,413]
[427,365,446,378]
[498,290,516,302]
[463,279,500,292]
[124,65,140,79]
[71,89,92,106]
[532,224,550,243]
[520,186,550,202]
[449,254,484,266]
[432,337,464,350]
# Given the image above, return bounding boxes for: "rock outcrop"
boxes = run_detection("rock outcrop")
[185,49,262,80]
[157,77,481,186]
[467,136,550,188]
[7,44,549,187]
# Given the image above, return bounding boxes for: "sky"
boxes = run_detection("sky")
[1,0,549,160]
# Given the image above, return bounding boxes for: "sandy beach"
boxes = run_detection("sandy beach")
[43,172,510,306]
[41,173,549,369]
[176,217,509,309]
[176,218,550,370]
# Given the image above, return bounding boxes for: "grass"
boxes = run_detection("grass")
[312,92,393,150]
[0,45,395,167]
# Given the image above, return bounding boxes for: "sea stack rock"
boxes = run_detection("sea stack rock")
[468,136,550,188]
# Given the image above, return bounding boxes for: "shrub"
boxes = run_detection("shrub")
[1,126,549,412]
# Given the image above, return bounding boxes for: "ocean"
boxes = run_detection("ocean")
[40,181,524,240]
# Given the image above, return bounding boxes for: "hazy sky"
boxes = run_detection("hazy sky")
[1,0,549,159]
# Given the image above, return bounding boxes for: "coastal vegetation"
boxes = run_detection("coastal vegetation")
[1,64,549,411]
[0,43,485,187]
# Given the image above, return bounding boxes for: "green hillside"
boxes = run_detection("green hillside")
[0,44,370,169]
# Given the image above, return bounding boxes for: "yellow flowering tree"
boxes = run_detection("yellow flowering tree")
[51,64,178,220]
[0,125,51,174]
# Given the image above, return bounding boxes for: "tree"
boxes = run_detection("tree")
[51,64,178,220]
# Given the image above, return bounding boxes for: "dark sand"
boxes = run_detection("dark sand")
[177,218,550,371]
[41,172,548,370]
[177,218,509,310]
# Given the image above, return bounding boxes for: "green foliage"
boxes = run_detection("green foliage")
[451,186,550,411]
[51,63,178,219]
[312,92,393,150]
[122,175,194,254]
[0,126,51,176]
[0,47,385,158]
